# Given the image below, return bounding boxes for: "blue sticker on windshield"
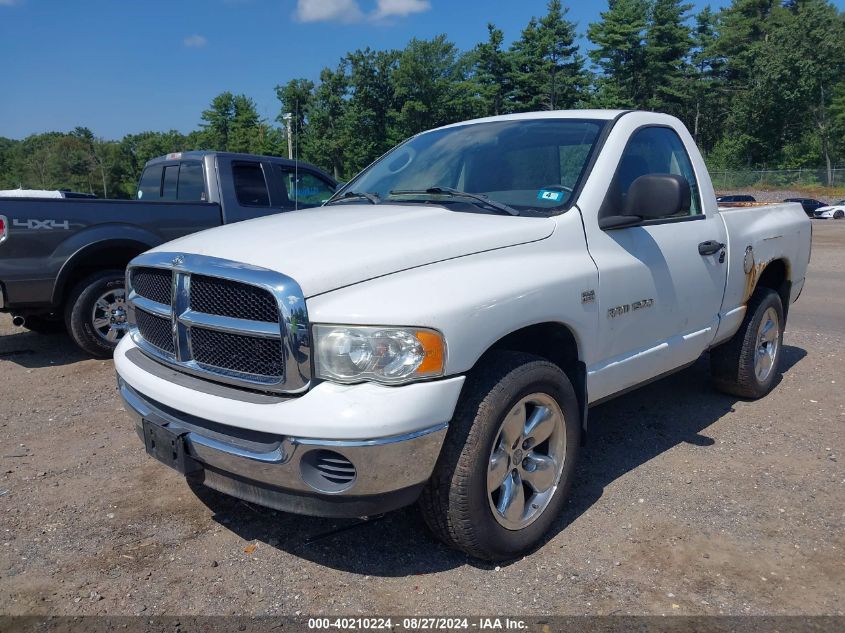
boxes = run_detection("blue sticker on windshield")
[537,189,564,202]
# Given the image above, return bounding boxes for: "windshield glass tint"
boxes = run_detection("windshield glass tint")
[343,119,604,214]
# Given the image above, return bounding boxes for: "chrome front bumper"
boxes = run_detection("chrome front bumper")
[118,378,448,517]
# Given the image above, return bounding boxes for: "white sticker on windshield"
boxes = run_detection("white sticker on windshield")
[537,189,563,202]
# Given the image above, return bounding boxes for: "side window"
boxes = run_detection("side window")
[137,165,162,200]
[279,168,335,208]
[609,127,701,219]
[162,165,179,200]
[177,162,205,201]
[232,162,270,207]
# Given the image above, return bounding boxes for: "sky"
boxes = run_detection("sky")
[0,0,835,140]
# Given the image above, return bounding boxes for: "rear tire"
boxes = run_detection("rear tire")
[710,288,784,399]
[419,351,580,560]
[64,270,128,358]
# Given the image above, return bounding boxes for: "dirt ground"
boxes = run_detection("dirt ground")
[0,222,843,617]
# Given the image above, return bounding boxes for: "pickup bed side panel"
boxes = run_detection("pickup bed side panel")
[712,202,811,346]
[0,198,222,309]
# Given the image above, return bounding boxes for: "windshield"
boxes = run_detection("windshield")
[332,118,605,215]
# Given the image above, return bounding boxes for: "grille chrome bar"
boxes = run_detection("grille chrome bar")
[179,310,281,339]
[130,294,171,319]
[125,252,311,394]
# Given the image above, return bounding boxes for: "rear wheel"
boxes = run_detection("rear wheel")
[419,351,580,560]
[64,270,128,358]
[710,287,784,399]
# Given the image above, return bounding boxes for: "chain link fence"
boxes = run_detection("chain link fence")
[709,168,845,190]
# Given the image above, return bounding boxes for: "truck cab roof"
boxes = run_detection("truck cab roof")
[146,151,310,169]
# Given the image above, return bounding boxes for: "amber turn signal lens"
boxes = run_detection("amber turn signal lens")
[415,330,445,375]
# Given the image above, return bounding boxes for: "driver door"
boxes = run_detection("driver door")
[583,125,728,401]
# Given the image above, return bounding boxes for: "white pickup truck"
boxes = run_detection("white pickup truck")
[114,110,811,560]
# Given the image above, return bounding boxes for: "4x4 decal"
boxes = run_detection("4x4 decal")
[12,218,71,230]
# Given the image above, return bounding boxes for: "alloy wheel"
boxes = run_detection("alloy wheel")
[487,393,567,530]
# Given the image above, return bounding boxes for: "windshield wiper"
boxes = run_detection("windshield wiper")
[389,187,520,216]
[328,191,381,205]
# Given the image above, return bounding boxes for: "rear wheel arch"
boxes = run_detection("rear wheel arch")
[52,239,156,307]
[752,258,791,322]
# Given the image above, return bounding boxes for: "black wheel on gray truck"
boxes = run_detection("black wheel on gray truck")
[419,351,581,560]
[710,287,784,399]
[64,270,128,358]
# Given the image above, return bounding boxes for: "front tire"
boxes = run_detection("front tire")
[710,287,784,399]
[834,210,844,219]
[64,270,128,358]
[419,351,580,560]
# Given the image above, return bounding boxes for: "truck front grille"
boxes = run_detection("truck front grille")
[135,309,175,355]
[125,252,311,394]
[131,268,172,305]
[190,275,278,323]
[191,328,284,378]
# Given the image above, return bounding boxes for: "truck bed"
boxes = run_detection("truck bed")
[0,197,222,308]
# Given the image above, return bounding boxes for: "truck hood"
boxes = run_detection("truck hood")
[150,204,555,297]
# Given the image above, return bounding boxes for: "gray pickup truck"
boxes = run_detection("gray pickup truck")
[0,151,336,356]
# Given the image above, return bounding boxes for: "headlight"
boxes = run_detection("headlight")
[313,325,446,384]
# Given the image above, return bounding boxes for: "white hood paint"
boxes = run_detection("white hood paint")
[150,204,555,297]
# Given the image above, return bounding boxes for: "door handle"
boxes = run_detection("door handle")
[698,240,725,256]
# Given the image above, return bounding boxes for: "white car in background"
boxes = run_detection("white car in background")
[814,200,845,219]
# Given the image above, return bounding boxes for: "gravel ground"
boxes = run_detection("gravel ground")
[0,222,843,617]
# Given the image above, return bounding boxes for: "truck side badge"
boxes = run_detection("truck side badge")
[581,290,595,304]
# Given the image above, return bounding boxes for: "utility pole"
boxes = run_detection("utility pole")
[282,113,293,160]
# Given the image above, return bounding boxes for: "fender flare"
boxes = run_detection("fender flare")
[51,225,162,305]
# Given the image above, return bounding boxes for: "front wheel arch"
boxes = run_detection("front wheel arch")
[471,321,588,438]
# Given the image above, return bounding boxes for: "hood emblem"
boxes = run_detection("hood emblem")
[172,255,185,266]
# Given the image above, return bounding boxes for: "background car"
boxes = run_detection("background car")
[716,194,757,203]
[784,197,828,217]
[813,200,845,219]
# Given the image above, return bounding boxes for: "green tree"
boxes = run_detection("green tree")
[686,6,724,150]
[643,0,693,116]
[200,91,236,150]
[228,94,264,153]
[511,1,587,111]
[712,0,845,175]
[344,48,400,173]
[302,64,352,179]
[391,35,479,141]
[275,78,315,146]
[587,0,650,107]
[470,24,514,116]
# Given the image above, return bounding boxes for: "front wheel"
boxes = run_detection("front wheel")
[834,210,844,219]
[64,270,128,358]
[419,351,580,560]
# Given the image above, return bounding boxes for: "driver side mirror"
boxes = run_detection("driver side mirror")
[599,174,691,230]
